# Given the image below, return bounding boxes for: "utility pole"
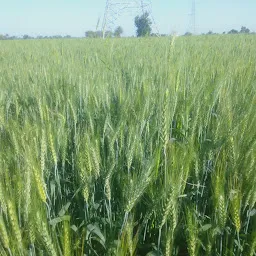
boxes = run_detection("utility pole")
[191,0,196,34]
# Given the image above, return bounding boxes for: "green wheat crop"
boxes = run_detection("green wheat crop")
[0,34,255,255]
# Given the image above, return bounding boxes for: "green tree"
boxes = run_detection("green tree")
[114,26,123,37]
[95,30,103,38]
[207,30,214,35]
[85,31,96,38]
[240,26,250,33]
[85,30,110,38]
[184,32,192,36]
[134,12,152,37]
[105,30,113,38]
[228,29,238,34]
[23,34,30,39]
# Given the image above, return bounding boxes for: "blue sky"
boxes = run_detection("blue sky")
[0,0,255,37]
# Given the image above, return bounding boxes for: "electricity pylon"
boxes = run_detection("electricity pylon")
[102,0,158,38]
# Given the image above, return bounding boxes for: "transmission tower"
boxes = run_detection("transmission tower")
[102,0,158,38]
[189,0,196,34]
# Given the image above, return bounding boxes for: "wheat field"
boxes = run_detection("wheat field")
[0,35,256,255]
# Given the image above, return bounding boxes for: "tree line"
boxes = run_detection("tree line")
[0,34,72,40]
[194,26,253,36]
[0,12,254,40]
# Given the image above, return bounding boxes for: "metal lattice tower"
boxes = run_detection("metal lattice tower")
[102,0,158,38]
[189,0,196,34]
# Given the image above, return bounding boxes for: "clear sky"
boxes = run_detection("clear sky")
[0,0,255,37]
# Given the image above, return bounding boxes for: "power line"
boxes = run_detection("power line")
[102,0,158,38]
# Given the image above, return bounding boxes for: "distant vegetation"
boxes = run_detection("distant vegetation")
[1,8,253,41]
[1,22,254,40]
[85,26,124,38]
[0,34,72,40]
[185,26,253,36]
[1,25,254,40]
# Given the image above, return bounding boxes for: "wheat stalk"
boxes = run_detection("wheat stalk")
[63,219,71,256]
[0,216,9,249]
[36,212,57,256]
[7,199,22,248]
[33,167,47,203]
